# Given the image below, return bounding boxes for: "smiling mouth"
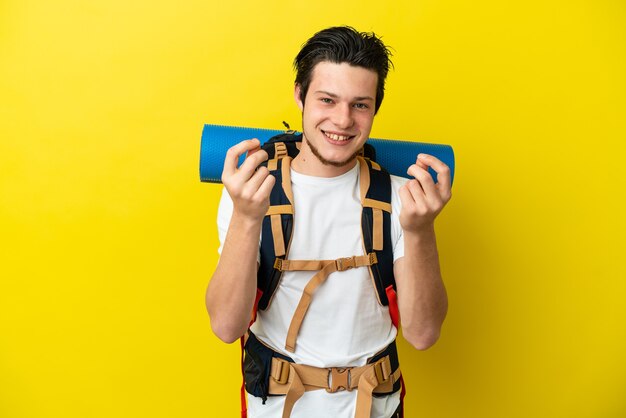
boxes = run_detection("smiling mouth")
[322,130,355,142]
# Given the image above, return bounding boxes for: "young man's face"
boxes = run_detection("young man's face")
[295,61,378,175]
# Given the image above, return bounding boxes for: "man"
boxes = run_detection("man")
[206,26,451,418]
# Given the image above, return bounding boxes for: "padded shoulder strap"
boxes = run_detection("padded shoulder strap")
[358,157,396,307]
[257,157,294,311]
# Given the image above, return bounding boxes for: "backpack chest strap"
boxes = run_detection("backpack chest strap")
[276,253,378,353]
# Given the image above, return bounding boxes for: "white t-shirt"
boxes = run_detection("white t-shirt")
[217,160,408,418]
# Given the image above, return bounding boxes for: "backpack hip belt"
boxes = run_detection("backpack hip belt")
[244,331,402,418]
[270,356,401,418]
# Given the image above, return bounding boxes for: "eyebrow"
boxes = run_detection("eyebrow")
[314,90,374,101]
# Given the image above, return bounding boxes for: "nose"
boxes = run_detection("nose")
[331,103,354,130]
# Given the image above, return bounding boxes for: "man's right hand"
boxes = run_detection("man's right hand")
[221,138,276,222]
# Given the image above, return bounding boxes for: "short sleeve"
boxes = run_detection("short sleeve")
[216,186,261,263]
[216,186,233,255]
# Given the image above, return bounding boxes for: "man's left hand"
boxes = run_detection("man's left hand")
[398,154,452,233]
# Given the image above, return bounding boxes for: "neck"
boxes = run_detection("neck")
[291,141,358,177]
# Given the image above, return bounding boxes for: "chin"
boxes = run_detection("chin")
[310,141,361,167]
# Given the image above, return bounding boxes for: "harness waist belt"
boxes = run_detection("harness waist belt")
[268,356,401,418]
[243,331,402,418]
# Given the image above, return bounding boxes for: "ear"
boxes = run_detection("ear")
[294,83,304,111]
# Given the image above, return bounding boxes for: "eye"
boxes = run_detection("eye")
[353,103,369,110]
[320,97,333,104]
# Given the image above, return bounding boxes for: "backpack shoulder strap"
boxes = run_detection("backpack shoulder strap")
[257,154,295,311]
[358,157,399,326]
[255,132,301,311]
[263,132,301,170]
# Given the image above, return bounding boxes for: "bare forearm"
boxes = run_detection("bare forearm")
[207,139,275,343]
[395,225,448,350]
[206,213,261,343]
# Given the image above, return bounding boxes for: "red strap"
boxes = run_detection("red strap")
[250,289,263,326]
[399,375,406,417]
[241,289,264,418]
[384,285,404,416]
[239,336,247,418]
[385,285,400,328]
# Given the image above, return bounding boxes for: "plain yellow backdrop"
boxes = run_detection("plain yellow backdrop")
[1,0,625,417]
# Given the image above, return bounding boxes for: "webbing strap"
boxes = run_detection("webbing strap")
[281,365,305,418]
[362,198,392,213]
[271,215,286,256]
[268,356,401,418]
[274,255,376,272]
[373,208,383,251]
[266,157,294,259]
[355,366,378,418]
[358,157,370,206]
[274,259,329,271]
[268,142,288,171]
[281,157,294,204]
[399,375,406,418]
[358,159,390,253]
[266,205,293,216]
[282,254,377,353]
[239,336,247,418]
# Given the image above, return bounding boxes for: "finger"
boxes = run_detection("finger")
[406,179,426,204]
[415,158,428,171]
[407,164,437,197]
[398,184,414,208]
[417,154,452,193]
[239,149,269,178]
[247,145,262,157]
[254,173,276,201]
[223,138,261,177]
[243,165,270,196]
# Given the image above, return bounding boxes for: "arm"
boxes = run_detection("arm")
[205,139,275,344]
[394,154,452,350]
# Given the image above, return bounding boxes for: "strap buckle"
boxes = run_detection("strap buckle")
[373,357,392,384]
[274,360,290,385]
[273,258,283,271]
[274,142,288,158]
[326,367,352,393]
[335,256,356,271]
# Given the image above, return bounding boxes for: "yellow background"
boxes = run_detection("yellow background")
[1,0,625,417]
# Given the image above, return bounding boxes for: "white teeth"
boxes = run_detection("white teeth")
[324,131,351,141]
